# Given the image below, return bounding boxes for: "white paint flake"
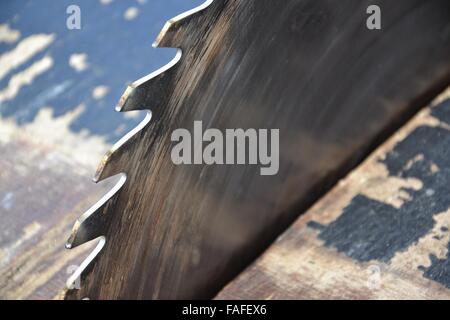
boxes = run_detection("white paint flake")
[0,24,21,44]
[69,53,89,72]
[0,33,54,81]
[0,55,53,103]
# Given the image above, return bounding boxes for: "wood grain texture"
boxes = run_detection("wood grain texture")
[217,90,450,300]
[67,0,450,299]
[0,133,116,299]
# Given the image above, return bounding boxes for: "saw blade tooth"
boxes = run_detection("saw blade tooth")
[66,236,106,290]
[117,49,182,113]
[66,175,126,249]
[65,0,219,298]
[153,0,215,49]
[94,112,152,182]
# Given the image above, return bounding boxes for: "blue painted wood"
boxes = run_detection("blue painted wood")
[0,0,202,142]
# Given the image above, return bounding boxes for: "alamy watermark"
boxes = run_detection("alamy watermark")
[65,4,380,31]
[66,264,81,289]
[366,264,382,290]
[366,5,381,30]
[66,5,81,30]
[171,121,279,176]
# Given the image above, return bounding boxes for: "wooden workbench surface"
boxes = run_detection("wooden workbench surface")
[2,1,450,300]
[217,89,450,300]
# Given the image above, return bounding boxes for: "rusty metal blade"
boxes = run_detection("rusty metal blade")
[66,0,450,299]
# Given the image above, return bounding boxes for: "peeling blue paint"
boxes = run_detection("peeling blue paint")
[0,0,203,142]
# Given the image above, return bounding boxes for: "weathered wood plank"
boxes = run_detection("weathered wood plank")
[216,90,450,300]
[0,130,115,299]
